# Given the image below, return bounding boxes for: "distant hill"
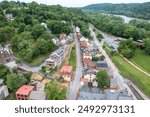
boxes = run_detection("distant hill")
[82,2,150,20]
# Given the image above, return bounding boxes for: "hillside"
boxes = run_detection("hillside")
[82,2,150,20]
[0,1,88,64]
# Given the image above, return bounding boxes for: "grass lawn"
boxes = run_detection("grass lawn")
[28,54,49,67]
[15,52,49,67]
[130,48,150,74]
[69,48,76,70]
[104,44,150,97]
[112,55,150,97]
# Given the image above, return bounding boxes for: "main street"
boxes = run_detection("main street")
[89,23,124,50]
[89,24,137,100]
[68,25,83,100]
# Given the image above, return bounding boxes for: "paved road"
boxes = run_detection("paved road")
[68,25,83,100]
[89,23,125,50]
[89,24,137,100]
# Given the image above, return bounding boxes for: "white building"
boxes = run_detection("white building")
[83,74,96,82]
[83,52,92,60]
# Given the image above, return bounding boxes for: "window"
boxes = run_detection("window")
[17,94,20,96]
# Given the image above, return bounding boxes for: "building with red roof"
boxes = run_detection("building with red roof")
[60,66,73,82]
[83,59,95,68]
[80,41,88,48]
[15,85,35,100]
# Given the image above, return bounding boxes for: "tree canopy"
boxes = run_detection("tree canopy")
[118,39,136,58]
[143,38,150,55]
[96,71,109,88]
[82,3,150,20]
[0,64,10,83]
[45,81,67,100]
[6,73,27,92]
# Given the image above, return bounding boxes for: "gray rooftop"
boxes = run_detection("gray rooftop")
[79,92,105,100]
[83,68,96,75]
[110,79,117,85]
[78,84,133,100]
[96,61,109,69]
[105,89,133,100]
[79,86,104,100]
[54,45,67,57]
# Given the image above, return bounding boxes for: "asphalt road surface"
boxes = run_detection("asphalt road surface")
[68,26,83,100]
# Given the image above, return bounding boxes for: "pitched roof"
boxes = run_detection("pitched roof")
[79,86,104,100]
[81,78,89,83]
[96,61,108,69]
[53,45,67,57]
[60,66,73,73]
[80,41,88,48]
[83,59,95,68]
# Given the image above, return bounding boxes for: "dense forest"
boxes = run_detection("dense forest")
[87,13,150,56]
[82,2,150,20]
[87,13,150,40]
[0,1,88,63]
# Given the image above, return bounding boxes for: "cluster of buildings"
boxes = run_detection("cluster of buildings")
[76,29,133,100]
[15,33,74,100]
[15,73,46,100]
[52,34,73,46]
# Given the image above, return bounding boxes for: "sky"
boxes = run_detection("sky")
[2,0,150,7]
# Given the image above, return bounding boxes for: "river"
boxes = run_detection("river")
[113,14,150,23]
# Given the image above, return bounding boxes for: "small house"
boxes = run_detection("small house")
[60,66,73,82]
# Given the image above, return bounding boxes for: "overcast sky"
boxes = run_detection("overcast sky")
[2,0,150,7]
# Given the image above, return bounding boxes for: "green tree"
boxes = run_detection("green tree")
[92,56,99,61]
[36,38,49,54]
[143,38,150,55]
[118,39,136,58]
[45,81,67,100]
[0,26,15,43]
[0,65,10,83]
[6,73,27,92]
[96,71,109,88]
[32,24,45,38]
